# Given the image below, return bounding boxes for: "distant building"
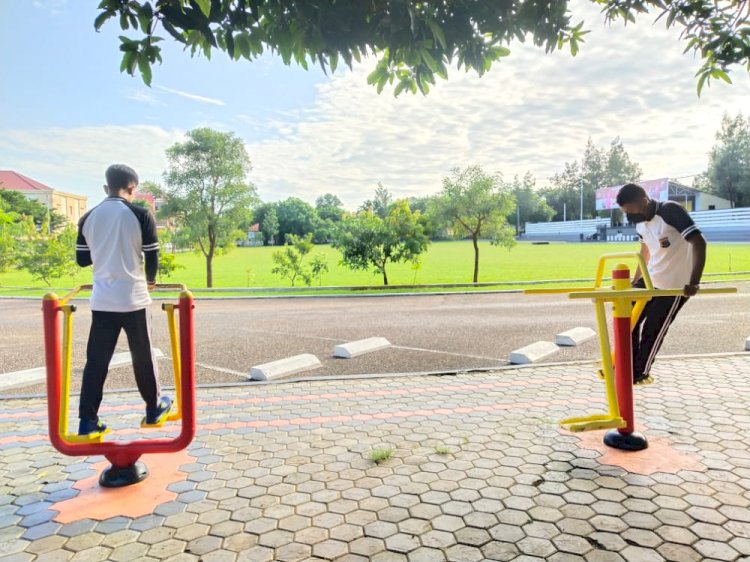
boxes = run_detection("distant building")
[0,170,88,224]
[595,178,732,212]
[243,223,263,247]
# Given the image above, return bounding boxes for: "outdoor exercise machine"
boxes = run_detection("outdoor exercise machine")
[42,284,196,487]
[527,253,736,451]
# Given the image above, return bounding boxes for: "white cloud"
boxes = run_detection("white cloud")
[0,125,185,204]
[155,85,226,106]
[127,89,165,106]
[4,1,750,212]
[244,2,750,209]
[32,0,66,15]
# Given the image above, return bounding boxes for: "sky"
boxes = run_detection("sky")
[1,0,749,211]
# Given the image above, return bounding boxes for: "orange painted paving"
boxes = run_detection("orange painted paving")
[52,449,195,523]
[571,428,705,475]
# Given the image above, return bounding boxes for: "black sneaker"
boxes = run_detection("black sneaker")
[78,418,110,436]
[143,396,172,427]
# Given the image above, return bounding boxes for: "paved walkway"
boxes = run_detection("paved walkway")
[2,354,750,561]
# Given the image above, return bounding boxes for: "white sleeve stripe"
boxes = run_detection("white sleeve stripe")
[682,225,698,237]
[142,243,160,250]
[76,245,89,250]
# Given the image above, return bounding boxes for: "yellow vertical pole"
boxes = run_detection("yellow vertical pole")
[594,300,620,419]
[165,304,182,421]
[59,305,74,438]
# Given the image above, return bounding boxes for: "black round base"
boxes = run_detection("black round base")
[604,429,648,451]
[99,461,149,487]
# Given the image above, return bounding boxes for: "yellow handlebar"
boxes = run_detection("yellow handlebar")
[59,283,187,305]
[568,287,737,300]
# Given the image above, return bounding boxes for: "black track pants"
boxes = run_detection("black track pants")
[78,308,160,421]
[631,293,688,380]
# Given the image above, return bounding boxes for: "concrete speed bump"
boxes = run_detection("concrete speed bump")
[555,327,597,347]
[334,337,391,359]
[249,354,322,381]
[0,349,164,392]
[509,341,559,365]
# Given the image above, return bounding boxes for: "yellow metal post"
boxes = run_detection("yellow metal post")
[164,304,182,422]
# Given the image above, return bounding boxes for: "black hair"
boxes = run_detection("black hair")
[105,164,139,192]
[616,183,646,206]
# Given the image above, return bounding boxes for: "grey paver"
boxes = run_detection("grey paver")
[3,354,750,562]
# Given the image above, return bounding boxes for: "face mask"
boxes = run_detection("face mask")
[627,213,647,224]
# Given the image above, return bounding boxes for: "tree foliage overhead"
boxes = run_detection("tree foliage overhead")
[96,0,748,95]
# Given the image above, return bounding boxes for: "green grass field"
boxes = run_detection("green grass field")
[1,241,749,294]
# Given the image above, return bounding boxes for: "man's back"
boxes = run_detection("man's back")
[77,197,158,312]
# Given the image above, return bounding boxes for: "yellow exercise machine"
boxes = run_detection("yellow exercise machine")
[526,253,736,450]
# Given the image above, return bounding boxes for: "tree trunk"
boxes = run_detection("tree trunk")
[472,235,479,283]
[206,252,213,288]
[382,265,388,286]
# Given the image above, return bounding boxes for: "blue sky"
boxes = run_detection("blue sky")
[1,0,749,210]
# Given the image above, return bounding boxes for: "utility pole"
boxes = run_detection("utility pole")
[580,177,584,236]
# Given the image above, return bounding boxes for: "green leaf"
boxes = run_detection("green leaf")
[420,48,440,72]
[366,67,383,85]
[94,10,114,31]
[194,0,211,18]
[711,68,732,84]
[138,52,152,85]
[329,51,339,73]
[120,51,135,73]
[426,18,447,50]
[235,33,251,59]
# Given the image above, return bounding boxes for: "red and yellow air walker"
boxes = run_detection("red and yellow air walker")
[527,253,735,451]
[42,284,196,487]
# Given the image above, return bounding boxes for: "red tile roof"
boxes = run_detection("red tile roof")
[0,170,53,192]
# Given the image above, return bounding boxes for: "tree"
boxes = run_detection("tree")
[15,225,78,286]
[333,200,429,285]
[271,233,315,286]
[261,206,279,246]
[359,183,393,218]
[157,128,259,287]
[504,173,555,233]
[315,193,345,222]
[541,138,642,221]
[0,188,66,232]
[310,254,329,286]
[0,201,21,273]
[696,112,750,208]
[276,197,319,245]
[431,166,516,283]
[605,137,642,186]
[96,1,748,95]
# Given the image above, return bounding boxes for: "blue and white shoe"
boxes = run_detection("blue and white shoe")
[78,418,110,437]
[141,396,172,427]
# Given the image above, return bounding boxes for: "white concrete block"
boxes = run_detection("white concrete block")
[334,337,391,359]
[509,341,559,365]
[746,336,750,351]
[555,327,597,347]
[249,354,322,381]
[0,348,164,392]
[109,348,164,368]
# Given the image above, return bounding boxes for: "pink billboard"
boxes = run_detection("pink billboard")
[595,178,669,210]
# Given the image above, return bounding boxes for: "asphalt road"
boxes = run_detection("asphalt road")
[1,281,748,396]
